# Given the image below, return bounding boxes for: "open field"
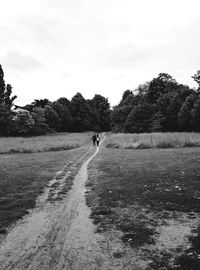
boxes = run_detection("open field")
[0,132,92,154]
[87,142,200,269]
[106,132,200,149]
[0,132,93,236]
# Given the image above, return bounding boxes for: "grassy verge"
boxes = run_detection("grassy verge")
[106,132,200,149]
[87,146,200,269]
[0,132,92,154]
[0,132,93,235]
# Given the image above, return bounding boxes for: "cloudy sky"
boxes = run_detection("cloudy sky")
[1,0,200,106]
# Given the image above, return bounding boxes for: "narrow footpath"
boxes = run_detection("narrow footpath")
[0,136,107,270]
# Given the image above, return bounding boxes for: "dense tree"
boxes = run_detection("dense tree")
[0,103,14,136]
[111,72,197,133]
[0,65,17,136]
[150,112,165,132]
[12,111,35,136]
[146,73,177,104]
[92,94,111,131]
[87,99,101,131]
[191,97,200,131]
[70,93,92,131]
[111,106,129,132]
[2,62,200,136]
[25,99,50,111]
[56,97,71,108]
[178,94,198,131]
[31,107,48,135]
[44,105,60,130]
[111,89,146,132]
[156,92,182,131]
[125,103,153,133]
[32,99,50,109]
[121,90,133,101]
[0,65,17,107]
[52,101,73,132]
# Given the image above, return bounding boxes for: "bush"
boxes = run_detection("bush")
[12,111,35,136]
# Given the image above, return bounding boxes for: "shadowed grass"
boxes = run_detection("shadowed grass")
[106,133,200,149]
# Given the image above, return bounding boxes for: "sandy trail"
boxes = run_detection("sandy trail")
[0,136,110,270]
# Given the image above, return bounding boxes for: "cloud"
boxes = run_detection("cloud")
[1,0,200,106]
[3,51,44,73]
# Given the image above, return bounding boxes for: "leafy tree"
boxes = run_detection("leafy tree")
[111,106,129,132]
[52,101,73,132]
[70,93,92,131]
[0,65,5,101]
[44,105,60,130]
[125,103,153,133]
[87,99,101,131]
[191,97,200,131]
[92,94,111,131]
[56,97,71,108]
[0,65,17,136]
[192,70,200,91]
[32,99,50,108]
[122,90,133,101]
[31,107,48,135]
[0,103,14,136]
[0,65,17,107]
[12,111,35,136]
[111,91,138,132]
[111,89,147,132]
[25,99,50,111]
[137,82,150,97]
[150,112,165,132]
[178,94,198,131]
[146,73,177,104]
[156,92,182,131]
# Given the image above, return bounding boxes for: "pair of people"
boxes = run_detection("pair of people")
[92,134,100,146]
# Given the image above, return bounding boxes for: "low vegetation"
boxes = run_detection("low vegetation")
[87,142,200,269]
[106,132,200,149]
[0,132,91,154]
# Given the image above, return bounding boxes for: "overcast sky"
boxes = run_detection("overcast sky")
[1,0,200,106]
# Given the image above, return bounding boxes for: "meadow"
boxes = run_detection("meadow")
[0,132,92,154]
[87,134,200,269]
[0,132,92,235]
[106,132,200,149]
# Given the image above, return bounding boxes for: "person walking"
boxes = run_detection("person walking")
[92,134,97,146]
[96,134,100,146]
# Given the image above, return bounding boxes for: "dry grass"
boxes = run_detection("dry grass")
[106,132,200,149]
[0,132,92,154]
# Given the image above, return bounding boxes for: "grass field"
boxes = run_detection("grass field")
[0,132,92,235]
[0,132,92,154]
[106,132,200,149]
[87,140,200,269]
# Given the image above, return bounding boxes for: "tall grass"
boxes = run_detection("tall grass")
[106,133,200,149]
[0,132,92,154]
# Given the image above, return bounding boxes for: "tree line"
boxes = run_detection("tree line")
[0,65,111,136]
[111,72,200,133]
[1,63,200,136]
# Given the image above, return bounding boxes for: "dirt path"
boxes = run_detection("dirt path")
[0,136,110,270]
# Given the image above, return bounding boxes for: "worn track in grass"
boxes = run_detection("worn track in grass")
[0,134,139,270]
[0,140,104,270]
